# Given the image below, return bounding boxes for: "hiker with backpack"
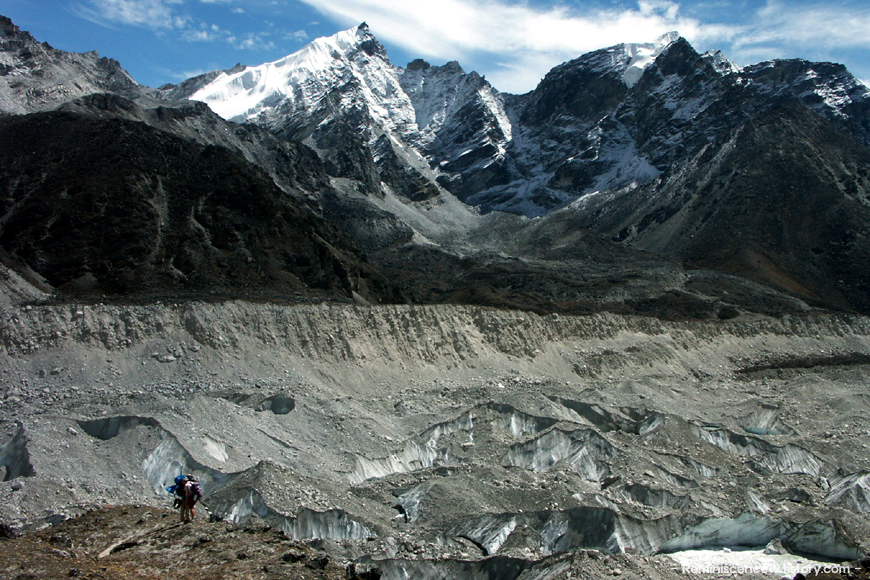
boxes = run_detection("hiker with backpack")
[182,475,203,522]
[166,474,203,522]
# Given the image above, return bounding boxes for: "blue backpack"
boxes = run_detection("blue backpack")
[165,474,191,497]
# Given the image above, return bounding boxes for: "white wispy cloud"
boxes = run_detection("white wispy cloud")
[285,30,309,42]
[71,0,196,29]
[73,0,190,29]
[75,0,279,53]
[183,29,218,42]
[292,0,719,92]
[341,0,700,56]
[721,0,870,72]
[182,22,224,42]
[291,0,870,92]
[227,32,276,51]
[181,22,277,51]
[749,0,870,49]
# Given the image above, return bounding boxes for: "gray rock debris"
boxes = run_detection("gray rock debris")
[0,302,869,575]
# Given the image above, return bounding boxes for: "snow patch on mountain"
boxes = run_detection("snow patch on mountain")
[398,59,512,156]
[190,23,419,144]
[655,74,713,122]
[614,31,682,87]
[477,84,513,148]
[468,116,660,217]
[798,67,868,119]
[591,131,661,190]
[399,61,464,142]
[702,50,742,76]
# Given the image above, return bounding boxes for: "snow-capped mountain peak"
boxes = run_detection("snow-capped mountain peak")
[190,23,408,130]
[189,23,514,203]
[271,22,385,72]
[618,31,682,87]
[185,22,870,220]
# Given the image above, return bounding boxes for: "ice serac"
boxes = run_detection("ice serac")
[211,489,374,541]
[0,427,35,481]
[349,412,473,484]
[501,428,614,481]
[827,472,870,513]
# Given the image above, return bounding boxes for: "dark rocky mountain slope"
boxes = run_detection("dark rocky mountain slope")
[0,111,396,303]
[563,102,870,312]
[162,24,870,315]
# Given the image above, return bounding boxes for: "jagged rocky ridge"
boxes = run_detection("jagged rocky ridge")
[183,25,870,215]
[0,16,141,113]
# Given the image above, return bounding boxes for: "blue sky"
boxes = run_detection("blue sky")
[4,0,870,93]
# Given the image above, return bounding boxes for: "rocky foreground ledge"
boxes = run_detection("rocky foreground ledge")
[0,505,868,580]
[2,300,870,578]
[0,505,381,580]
